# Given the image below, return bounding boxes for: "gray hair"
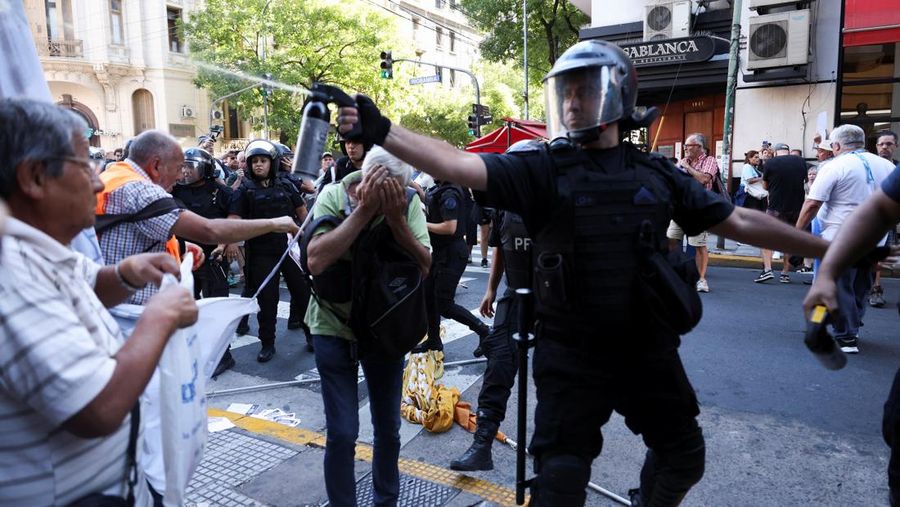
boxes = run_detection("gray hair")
[0,98,86,199]
[687,132,708,152]
[361,146,413,186]
[831,124,865,150]
[128,130,181,167]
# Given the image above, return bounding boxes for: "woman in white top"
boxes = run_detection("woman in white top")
[740,150,768,211]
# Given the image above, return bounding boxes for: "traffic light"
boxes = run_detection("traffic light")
[467,113,478,136]
[261,73,273,96]
[380,50,393,79]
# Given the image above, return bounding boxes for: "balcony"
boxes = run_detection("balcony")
[37,38,84,58]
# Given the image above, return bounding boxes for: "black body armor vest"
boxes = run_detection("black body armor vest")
[245,176,298,219]
[532,142,673,327]
[498,211,532,290]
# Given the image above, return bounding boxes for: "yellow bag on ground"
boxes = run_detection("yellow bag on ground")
[400,350,460,432]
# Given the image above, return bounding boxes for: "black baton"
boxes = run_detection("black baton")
[512,288,535,505]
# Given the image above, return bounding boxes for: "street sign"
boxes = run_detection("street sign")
[409,74,441,85]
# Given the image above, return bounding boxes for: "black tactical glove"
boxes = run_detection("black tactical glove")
[355,94,392,147]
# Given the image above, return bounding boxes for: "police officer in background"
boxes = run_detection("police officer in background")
[422,178,490,353]
[339,39,829,505]
[229,139,308,362]
[172,147,237,375]
[451,179,533,470]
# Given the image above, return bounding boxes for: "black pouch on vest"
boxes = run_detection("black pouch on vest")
[636,220,702,335]
[534,252,568,307]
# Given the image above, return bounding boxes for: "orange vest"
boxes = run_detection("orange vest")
[96,162,181,263]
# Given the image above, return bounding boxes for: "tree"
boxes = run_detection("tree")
[184,0,402,142]
[457,0,587,84]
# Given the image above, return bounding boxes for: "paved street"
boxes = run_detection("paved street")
[193,257,900,506]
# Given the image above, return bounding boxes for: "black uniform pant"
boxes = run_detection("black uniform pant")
[194,258,229,299]
[425,239,486,345]
[883,367,900,505]
[245,248,310,344]
[477,289,518,423]
[529,328,705,506]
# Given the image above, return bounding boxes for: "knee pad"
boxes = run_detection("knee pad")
[531,454,590,506]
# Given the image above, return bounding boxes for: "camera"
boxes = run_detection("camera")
[208,124,224,141]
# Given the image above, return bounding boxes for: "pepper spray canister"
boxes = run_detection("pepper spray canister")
[804,305,847,371]
[291,99,330,183]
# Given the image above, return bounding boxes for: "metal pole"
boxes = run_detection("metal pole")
[209,82,264,130]
[261,0,272,139]
[586,482,631,506]
[717,0,742,250]
[523,0,529,119]
[392,58,482,136]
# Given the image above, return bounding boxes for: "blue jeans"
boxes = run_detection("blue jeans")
[832,264,873,340]
[314,335,404,507]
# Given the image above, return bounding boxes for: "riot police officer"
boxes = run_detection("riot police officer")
[172,147,236,375]
[229,139,308,362]
[423,179,490,352]
[338,39,829,506]
[450,200,532,472]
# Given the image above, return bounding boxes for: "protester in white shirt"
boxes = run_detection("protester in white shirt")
[0,98,197,506]
[796,124,895,354]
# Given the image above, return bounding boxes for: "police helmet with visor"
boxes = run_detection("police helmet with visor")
[544,40,655,144]
[245,139,280,168]
[179,147,215,185]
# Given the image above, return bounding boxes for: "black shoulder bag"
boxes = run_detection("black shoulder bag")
[66,404,140,507]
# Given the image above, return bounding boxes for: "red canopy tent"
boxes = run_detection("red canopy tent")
[464,118,547,153]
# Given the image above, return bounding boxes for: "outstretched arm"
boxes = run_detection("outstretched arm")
[709,207,829,258]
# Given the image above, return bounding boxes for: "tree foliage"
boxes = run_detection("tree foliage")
[457,0,587,84]
[185,0,401,141]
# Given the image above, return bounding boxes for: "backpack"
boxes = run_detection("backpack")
[299,187,427,359]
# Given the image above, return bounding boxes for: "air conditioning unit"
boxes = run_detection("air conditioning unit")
[181,105,196,119]
[211,110,224,121]
[748,0,802,10]
[746,9,810,70]
[643,1,692,41]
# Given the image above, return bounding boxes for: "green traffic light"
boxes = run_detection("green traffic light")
[467,129,475,136]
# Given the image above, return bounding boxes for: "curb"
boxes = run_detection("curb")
[709,253,763,270]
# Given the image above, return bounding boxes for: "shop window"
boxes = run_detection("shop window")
[110,0,124,45]
[839,43,900,147]
[167,7,183,53]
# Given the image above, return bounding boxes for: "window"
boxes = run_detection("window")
[449,0,456,7]
[839,43,900,149]
[449,69,456,87]
[110,0,123,45]
[449,31,456,54]
[435,0,443,8]
[412,17,419,41]
[45,0,59,40]
[167,7,183,53]
[436,26,443,50]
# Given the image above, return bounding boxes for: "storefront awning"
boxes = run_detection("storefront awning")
[464,118,547,153]
[844,0,900,47]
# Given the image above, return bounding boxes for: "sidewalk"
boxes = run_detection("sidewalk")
[706,233,765,269]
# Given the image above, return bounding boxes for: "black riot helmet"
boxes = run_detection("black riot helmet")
[244,139,279,180]
[337,130,373,157]
[273,142,294,172]
[543,39,658,145]
[179,147,215,185]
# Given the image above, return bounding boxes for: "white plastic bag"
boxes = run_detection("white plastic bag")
[157,254,204,506]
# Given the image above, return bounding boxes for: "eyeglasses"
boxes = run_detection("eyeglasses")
[46,156,100,177]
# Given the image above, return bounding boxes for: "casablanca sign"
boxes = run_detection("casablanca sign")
[620,35,716,67]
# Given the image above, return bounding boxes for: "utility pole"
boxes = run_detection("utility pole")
[389,57,482,135]
[523,0,529,119]
[717,0,742,250]
[261,0,272,139]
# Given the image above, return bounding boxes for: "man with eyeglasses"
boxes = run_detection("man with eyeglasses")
[877,130,898,166]
[869,130,900,308]
[0,97,199,506]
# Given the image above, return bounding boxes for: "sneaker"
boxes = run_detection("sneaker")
[481,258,489,268]
[754,270,774,283]
[797,266,813,273]
[836,337,859,354]
[869,286,886,308]
[779,273,791,284]
[696,279,709,292]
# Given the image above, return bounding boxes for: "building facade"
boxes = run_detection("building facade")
[574,0,898,185]
[371,0,482,89]
[25,0,212,151]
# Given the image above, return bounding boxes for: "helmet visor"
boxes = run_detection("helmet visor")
[544,66,624,141]
[178,159,205,185]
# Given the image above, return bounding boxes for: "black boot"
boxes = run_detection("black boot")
[257,342,276,362]
[472,323,490,358]
[450,419,498,471]
[236,315,250,336]
[212,348,235,378]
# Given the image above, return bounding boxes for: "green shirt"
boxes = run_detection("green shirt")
[304,170,431,340]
